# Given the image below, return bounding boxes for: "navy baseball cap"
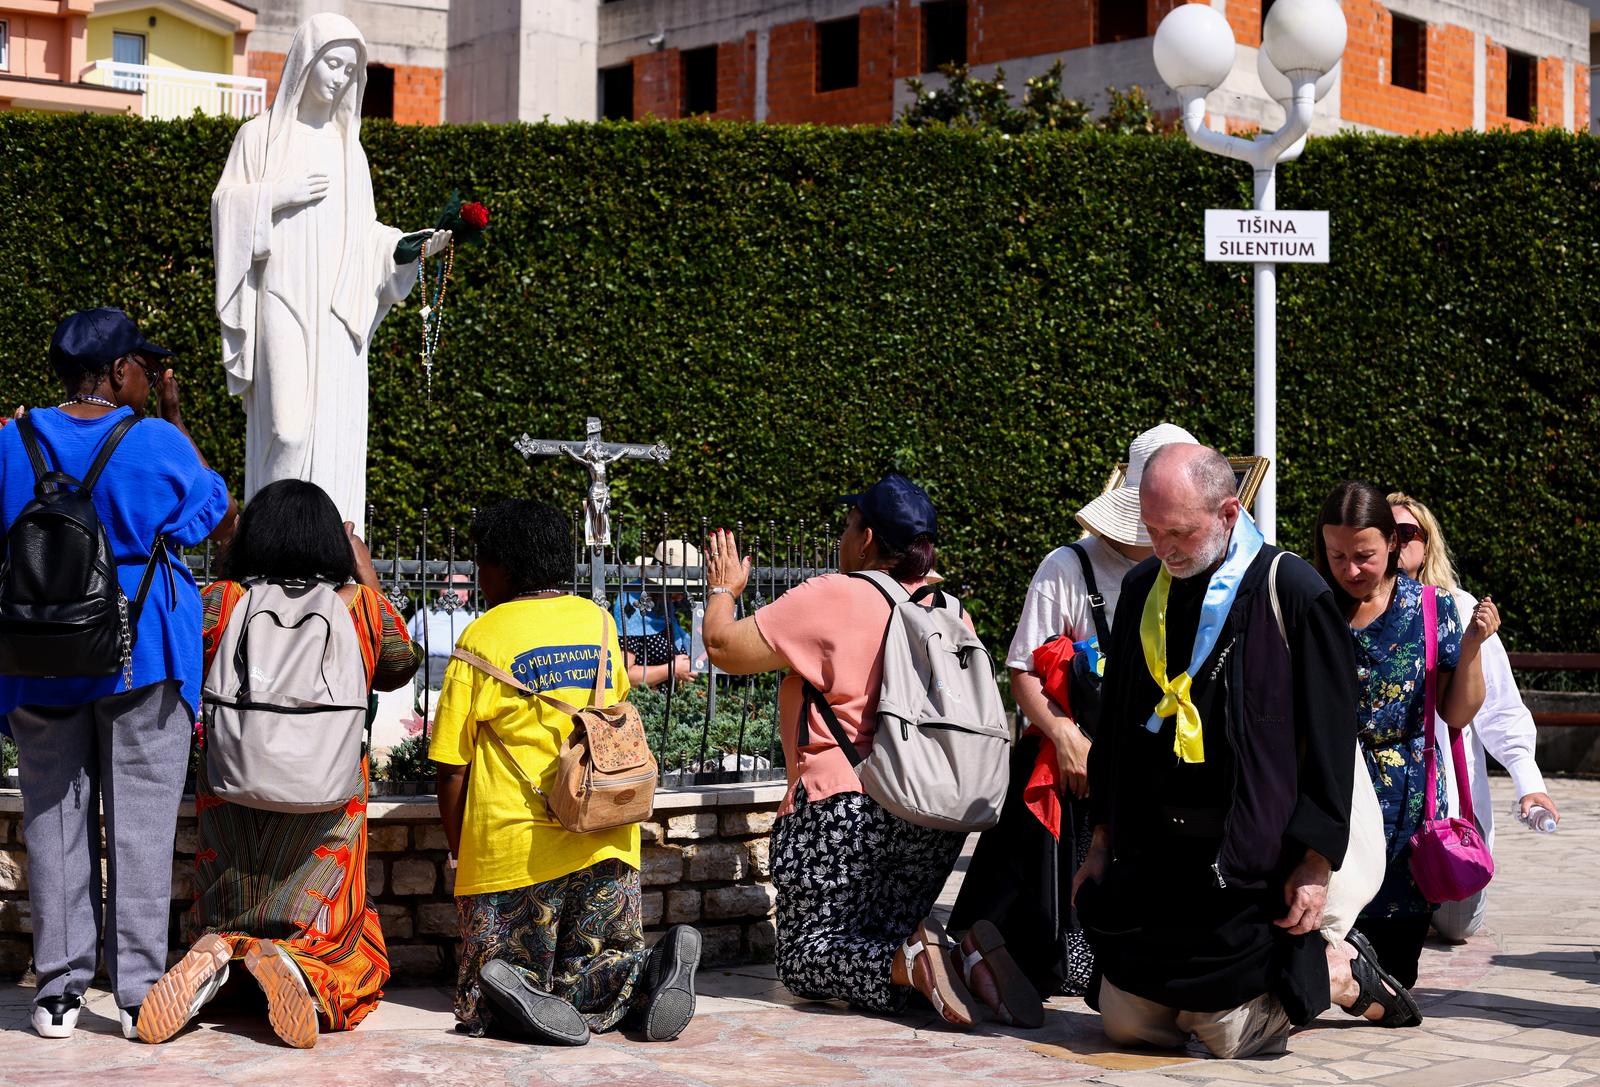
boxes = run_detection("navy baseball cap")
[49,307,173,377]
[837,474,937,550]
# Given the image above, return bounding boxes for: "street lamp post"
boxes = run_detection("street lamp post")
[1152,0,1347,543]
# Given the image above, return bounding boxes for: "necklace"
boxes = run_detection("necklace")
[58,394,117,409]
[417,235,456,400]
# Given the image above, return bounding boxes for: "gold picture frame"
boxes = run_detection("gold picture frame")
[1106,455,1271,508]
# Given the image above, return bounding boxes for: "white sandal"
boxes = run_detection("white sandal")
[901,918,977,1028]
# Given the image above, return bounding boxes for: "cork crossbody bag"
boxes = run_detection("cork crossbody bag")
[451,611,657,834]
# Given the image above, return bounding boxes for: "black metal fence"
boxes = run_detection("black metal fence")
[182,507,839,787]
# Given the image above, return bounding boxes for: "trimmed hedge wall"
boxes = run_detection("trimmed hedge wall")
[1,115,1596,651]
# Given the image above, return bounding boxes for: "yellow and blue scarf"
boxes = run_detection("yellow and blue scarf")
[1139,512,1265,763]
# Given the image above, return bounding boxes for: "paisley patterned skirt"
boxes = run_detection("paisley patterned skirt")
[454,858,648,1035]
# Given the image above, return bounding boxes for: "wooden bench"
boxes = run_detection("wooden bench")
[1508,653,1600,728]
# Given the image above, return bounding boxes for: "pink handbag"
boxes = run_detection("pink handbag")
[1407,586,1495,903]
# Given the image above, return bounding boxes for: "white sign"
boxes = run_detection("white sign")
[1204,210,1329,263]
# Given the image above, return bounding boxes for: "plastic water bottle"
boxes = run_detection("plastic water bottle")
[1514,804,1557,833]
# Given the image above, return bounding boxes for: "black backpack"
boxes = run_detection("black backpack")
[1064,541,1112,737]
[0,413,166,684]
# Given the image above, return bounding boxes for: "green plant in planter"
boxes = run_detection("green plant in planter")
[631,680,783,774]
[384,732,437,784]
[1,735,17,776]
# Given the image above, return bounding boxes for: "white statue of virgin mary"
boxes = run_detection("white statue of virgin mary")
[212,13,446,533]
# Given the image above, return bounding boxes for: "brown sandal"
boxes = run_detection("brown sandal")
[958,920,1044,1029]
[900,917,977,1029]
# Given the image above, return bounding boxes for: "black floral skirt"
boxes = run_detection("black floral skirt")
[770,788,965,1013]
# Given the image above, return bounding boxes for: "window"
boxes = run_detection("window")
[112,31,146,66]
[1506,49,1535,122]
[681,46,718,115]
[601,64,634,121]
[110,31,147,91]
[0,21,8,72]
[817,17,859,92]
[365,64,395,119]
[922,1,966,71]
[1095,0,1145,45]
[1390,14,1425,91]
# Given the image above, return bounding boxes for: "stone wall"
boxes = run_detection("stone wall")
[0,783,786,986]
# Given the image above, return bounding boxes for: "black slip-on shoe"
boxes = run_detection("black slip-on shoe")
[479,959,590,1046]
[638,924,701,1042]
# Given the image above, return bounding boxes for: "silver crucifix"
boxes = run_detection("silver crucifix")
[514,417,672,548]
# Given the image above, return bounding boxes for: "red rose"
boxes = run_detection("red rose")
[460,201,490,230]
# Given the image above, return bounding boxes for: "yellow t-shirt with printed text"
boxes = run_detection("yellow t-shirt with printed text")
[428,596,638,897]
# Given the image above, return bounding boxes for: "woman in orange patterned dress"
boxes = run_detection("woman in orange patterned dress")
[137,481,420,1047]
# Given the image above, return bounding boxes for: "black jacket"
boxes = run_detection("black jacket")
[1088,545,1357,889]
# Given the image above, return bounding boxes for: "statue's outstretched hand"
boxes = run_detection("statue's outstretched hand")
[422,229,453,258]
[272,173,330,212]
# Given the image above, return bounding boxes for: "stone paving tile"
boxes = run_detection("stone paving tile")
[1366,1058,1538,1086]
[1093,1074,1213,1087]
[1282,1031,1381,1059]
[1312,1059,1416,1081]
[1503,1072,1600,1087]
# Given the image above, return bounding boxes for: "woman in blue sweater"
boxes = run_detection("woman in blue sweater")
[0,308,236,1040]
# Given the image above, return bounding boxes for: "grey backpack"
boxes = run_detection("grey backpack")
[201,579,369,813]
[802,570,1010,831]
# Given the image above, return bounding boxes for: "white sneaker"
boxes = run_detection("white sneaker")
[31,995,82,1039]
[118,1006,139,1041]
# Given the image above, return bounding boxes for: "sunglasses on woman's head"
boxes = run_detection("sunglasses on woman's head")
[1395,523,1426,546]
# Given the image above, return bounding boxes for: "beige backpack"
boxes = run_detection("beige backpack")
[201,579,369,812]
[451,611,656,834]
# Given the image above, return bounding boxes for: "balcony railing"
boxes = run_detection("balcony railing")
[88,60,266,120]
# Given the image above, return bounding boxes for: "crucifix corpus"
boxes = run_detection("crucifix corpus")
[514,416,672,602]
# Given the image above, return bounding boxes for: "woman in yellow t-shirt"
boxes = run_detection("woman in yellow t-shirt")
[429,500,700,1046]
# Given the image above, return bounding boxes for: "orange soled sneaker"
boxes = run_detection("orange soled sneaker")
[138,933,233,1043]
[244,941,320,1049]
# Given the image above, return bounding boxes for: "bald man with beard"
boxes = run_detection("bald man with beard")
[1073,444,1422,1058]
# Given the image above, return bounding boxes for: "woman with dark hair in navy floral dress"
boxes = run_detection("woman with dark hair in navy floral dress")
[1314,482,1497,991]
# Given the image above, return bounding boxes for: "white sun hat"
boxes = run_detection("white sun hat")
[629,539,703,588]
[1074,423,1200,548]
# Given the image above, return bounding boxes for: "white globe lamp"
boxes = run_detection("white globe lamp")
[1153,3,1238,99]
[1262,0,1348,81]
[1257,50,1340,106]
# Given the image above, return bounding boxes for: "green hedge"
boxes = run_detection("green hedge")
[2,115,1596,651]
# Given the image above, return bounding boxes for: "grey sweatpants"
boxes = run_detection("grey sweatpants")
[10,681,191,1010]
[1432,888,1488,942]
